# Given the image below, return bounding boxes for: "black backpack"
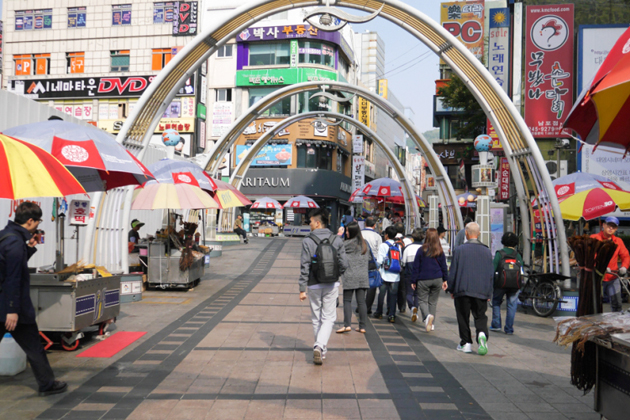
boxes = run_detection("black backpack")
[308,233,340,283]
[0,233,18,294]
[494,249,523,290]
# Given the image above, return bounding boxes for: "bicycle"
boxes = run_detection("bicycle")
[517,265,570,317]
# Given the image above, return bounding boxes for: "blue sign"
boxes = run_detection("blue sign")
[236,144,293,166]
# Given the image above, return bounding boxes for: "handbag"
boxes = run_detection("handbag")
[368,247,382,288]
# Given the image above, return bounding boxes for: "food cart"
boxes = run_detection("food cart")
[147,240,204,288]
[593,333,630,420]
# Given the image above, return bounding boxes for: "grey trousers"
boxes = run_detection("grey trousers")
[417,278,443,322]
[308,286,339,350]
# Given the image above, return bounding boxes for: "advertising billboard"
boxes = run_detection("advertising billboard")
[235,144,293,166]
[524,4,574,138]
[487,7,510,148]
[440,1,485,62]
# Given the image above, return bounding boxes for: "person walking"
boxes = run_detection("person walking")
[446,222,493,355]
[234,214,248,244]
[393,222,409,314]
[0,202,67,396]
[591,216,629,312]
[454,217,473,248]
[490,232,524,335]
[337,222,370,334]
[362,216,382,315]
[401,228,424,322]
[299,209,348,365]
[437,225,451,258]
[374,226,402,323]
[410,228,449,332]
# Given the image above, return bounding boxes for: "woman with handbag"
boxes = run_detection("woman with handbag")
[337,222,370,334]
[411,228,449,332]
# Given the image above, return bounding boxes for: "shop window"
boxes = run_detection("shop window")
[15,9,52,31]
[216,89,232,102]
[217,45,233,58]
[249,42,290,66]
[297,92,330,114]
[68,7,86,28]
[249,87,290,116]
[153,2,175,23]
[297,144,332,170]
[14,54,50,75]
[152,48,172,71]
[112,4,132,26]
[111,50,130,72]
[298,40,335,68]
[67,52,85,74]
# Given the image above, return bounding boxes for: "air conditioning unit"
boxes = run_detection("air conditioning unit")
[544,160,567,180]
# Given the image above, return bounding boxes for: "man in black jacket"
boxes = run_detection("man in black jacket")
[447,222,493,356]
[0,202,67,396]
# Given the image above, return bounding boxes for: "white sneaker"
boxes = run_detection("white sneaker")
[425,314,434,332]
[411,307,418,322]
[431,324,435,331]
[456,343,473,353]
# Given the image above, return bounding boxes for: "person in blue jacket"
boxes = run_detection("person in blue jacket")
[0,202,67,396]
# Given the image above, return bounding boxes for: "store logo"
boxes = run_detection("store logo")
[178,174,192,183]
[556,186,570,196]
[601,182,619,190]
[61,145,89,163]
[239,29,251,41]
[531,16,569,51]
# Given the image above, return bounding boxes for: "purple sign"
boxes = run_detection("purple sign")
[238,24,340,44]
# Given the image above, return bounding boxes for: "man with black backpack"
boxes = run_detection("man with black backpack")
[299,208,348,365]
[374,226,402,323]
[491,232,524,335]
[0,202,67,396]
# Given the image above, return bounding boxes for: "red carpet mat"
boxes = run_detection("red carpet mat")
[77,332,147,358]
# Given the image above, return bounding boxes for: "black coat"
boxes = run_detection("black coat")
[0,221,37,324]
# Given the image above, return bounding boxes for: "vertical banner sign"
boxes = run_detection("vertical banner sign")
[525,4,574,138]
[358,98,370,128]
[497,157,510,201]
[352,134,363,154]
[352,156,365,191]
[440,1,485,63]
[290,40,298,68]
[377,79,388,99]
[487,7,510,149]
[173,2,198,36]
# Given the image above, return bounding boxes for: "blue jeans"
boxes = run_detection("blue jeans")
[376,281,399,317]
[491,289,519,334]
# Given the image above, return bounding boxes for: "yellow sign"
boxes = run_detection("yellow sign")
[378,79,388,99]
[358,97,370,128]
[440,1,485,63]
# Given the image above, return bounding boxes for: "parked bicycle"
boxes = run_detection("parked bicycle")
[518,265,570,317]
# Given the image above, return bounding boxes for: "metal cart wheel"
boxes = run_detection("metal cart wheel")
[532,281,560,317]
[61,334,80,351]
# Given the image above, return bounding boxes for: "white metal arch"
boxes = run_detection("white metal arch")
[90,0,567,276]
[229,111,421,229]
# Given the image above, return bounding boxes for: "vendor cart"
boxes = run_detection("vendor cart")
[593,333,630,420]
[29,273,121,351]
[147,241,204,289]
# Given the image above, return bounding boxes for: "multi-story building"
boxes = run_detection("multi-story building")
[3,1,204,158]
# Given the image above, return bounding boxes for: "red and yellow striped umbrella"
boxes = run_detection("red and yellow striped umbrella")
[211,179,252,209]
[558,188,630,221]
[0,134,86,199]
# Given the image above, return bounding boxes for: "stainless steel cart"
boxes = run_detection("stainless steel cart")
[594,333,630,420]
[147,241,204,289]
[29,274,121,351]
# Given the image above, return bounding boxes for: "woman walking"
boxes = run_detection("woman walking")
[410,228,449,332]
[337,222,370,334]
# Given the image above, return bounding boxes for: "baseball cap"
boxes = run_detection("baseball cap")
[131,219,145,229]
[605,216,620,226]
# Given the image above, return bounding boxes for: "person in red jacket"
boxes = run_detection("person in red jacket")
[591,216,630,312]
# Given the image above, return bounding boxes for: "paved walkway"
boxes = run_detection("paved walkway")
[0,238,601,420]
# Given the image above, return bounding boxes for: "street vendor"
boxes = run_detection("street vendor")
[128,219,145,253]
[591,216,630,312]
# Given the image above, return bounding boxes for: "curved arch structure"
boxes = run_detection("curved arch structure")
[229,111,421,229]
[93,0,568,276]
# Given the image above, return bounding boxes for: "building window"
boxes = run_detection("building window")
[298,40,335,68]
[297,144,332,170]
[217,45,233,58]
[15,9,53,30]
[249,42,290,66]
[249,87,291,116]
[297,92,330,114]
[111,50,130,72]
[152,48,172,71]
[67,52,85,74]
[14,54,50,75]
[68,7,86,28]
[153,2,175,23]
[216,89,232,102]
[112,4,132,26]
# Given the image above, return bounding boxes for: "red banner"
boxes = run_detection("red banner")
[524,4,574,138]
[498,157,510,201]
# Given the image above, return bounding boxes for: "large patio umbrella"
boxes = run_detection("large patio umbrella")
[563,26,630,154]
[251,197,283,209]
[211,179,252,209]
[558,188,630,221]
[147,159,217,193]
[2,120,154,191]
[131,181,219,210]
[551,172,623,202]
[0,134,85,199]
[283,195,319,209]
[361,178,403,198]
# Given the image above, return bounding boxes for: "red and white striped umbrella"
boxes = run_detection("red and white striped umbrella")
[251,197,283,209]
[283,195,319,209]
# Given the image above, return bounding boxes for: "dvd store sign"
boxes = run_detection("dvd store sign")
[172,2,198,36]
[99,118,194,133]
[9,75,194,99]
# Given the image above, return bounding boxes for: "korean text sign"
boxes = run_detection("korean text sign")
[497,157,510,201]
[525,4,574,138]
[352,156,365,191]
[69,200,90,226]
[487,7,510,148]
[173,2,198,36]
[440,1,485,62]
